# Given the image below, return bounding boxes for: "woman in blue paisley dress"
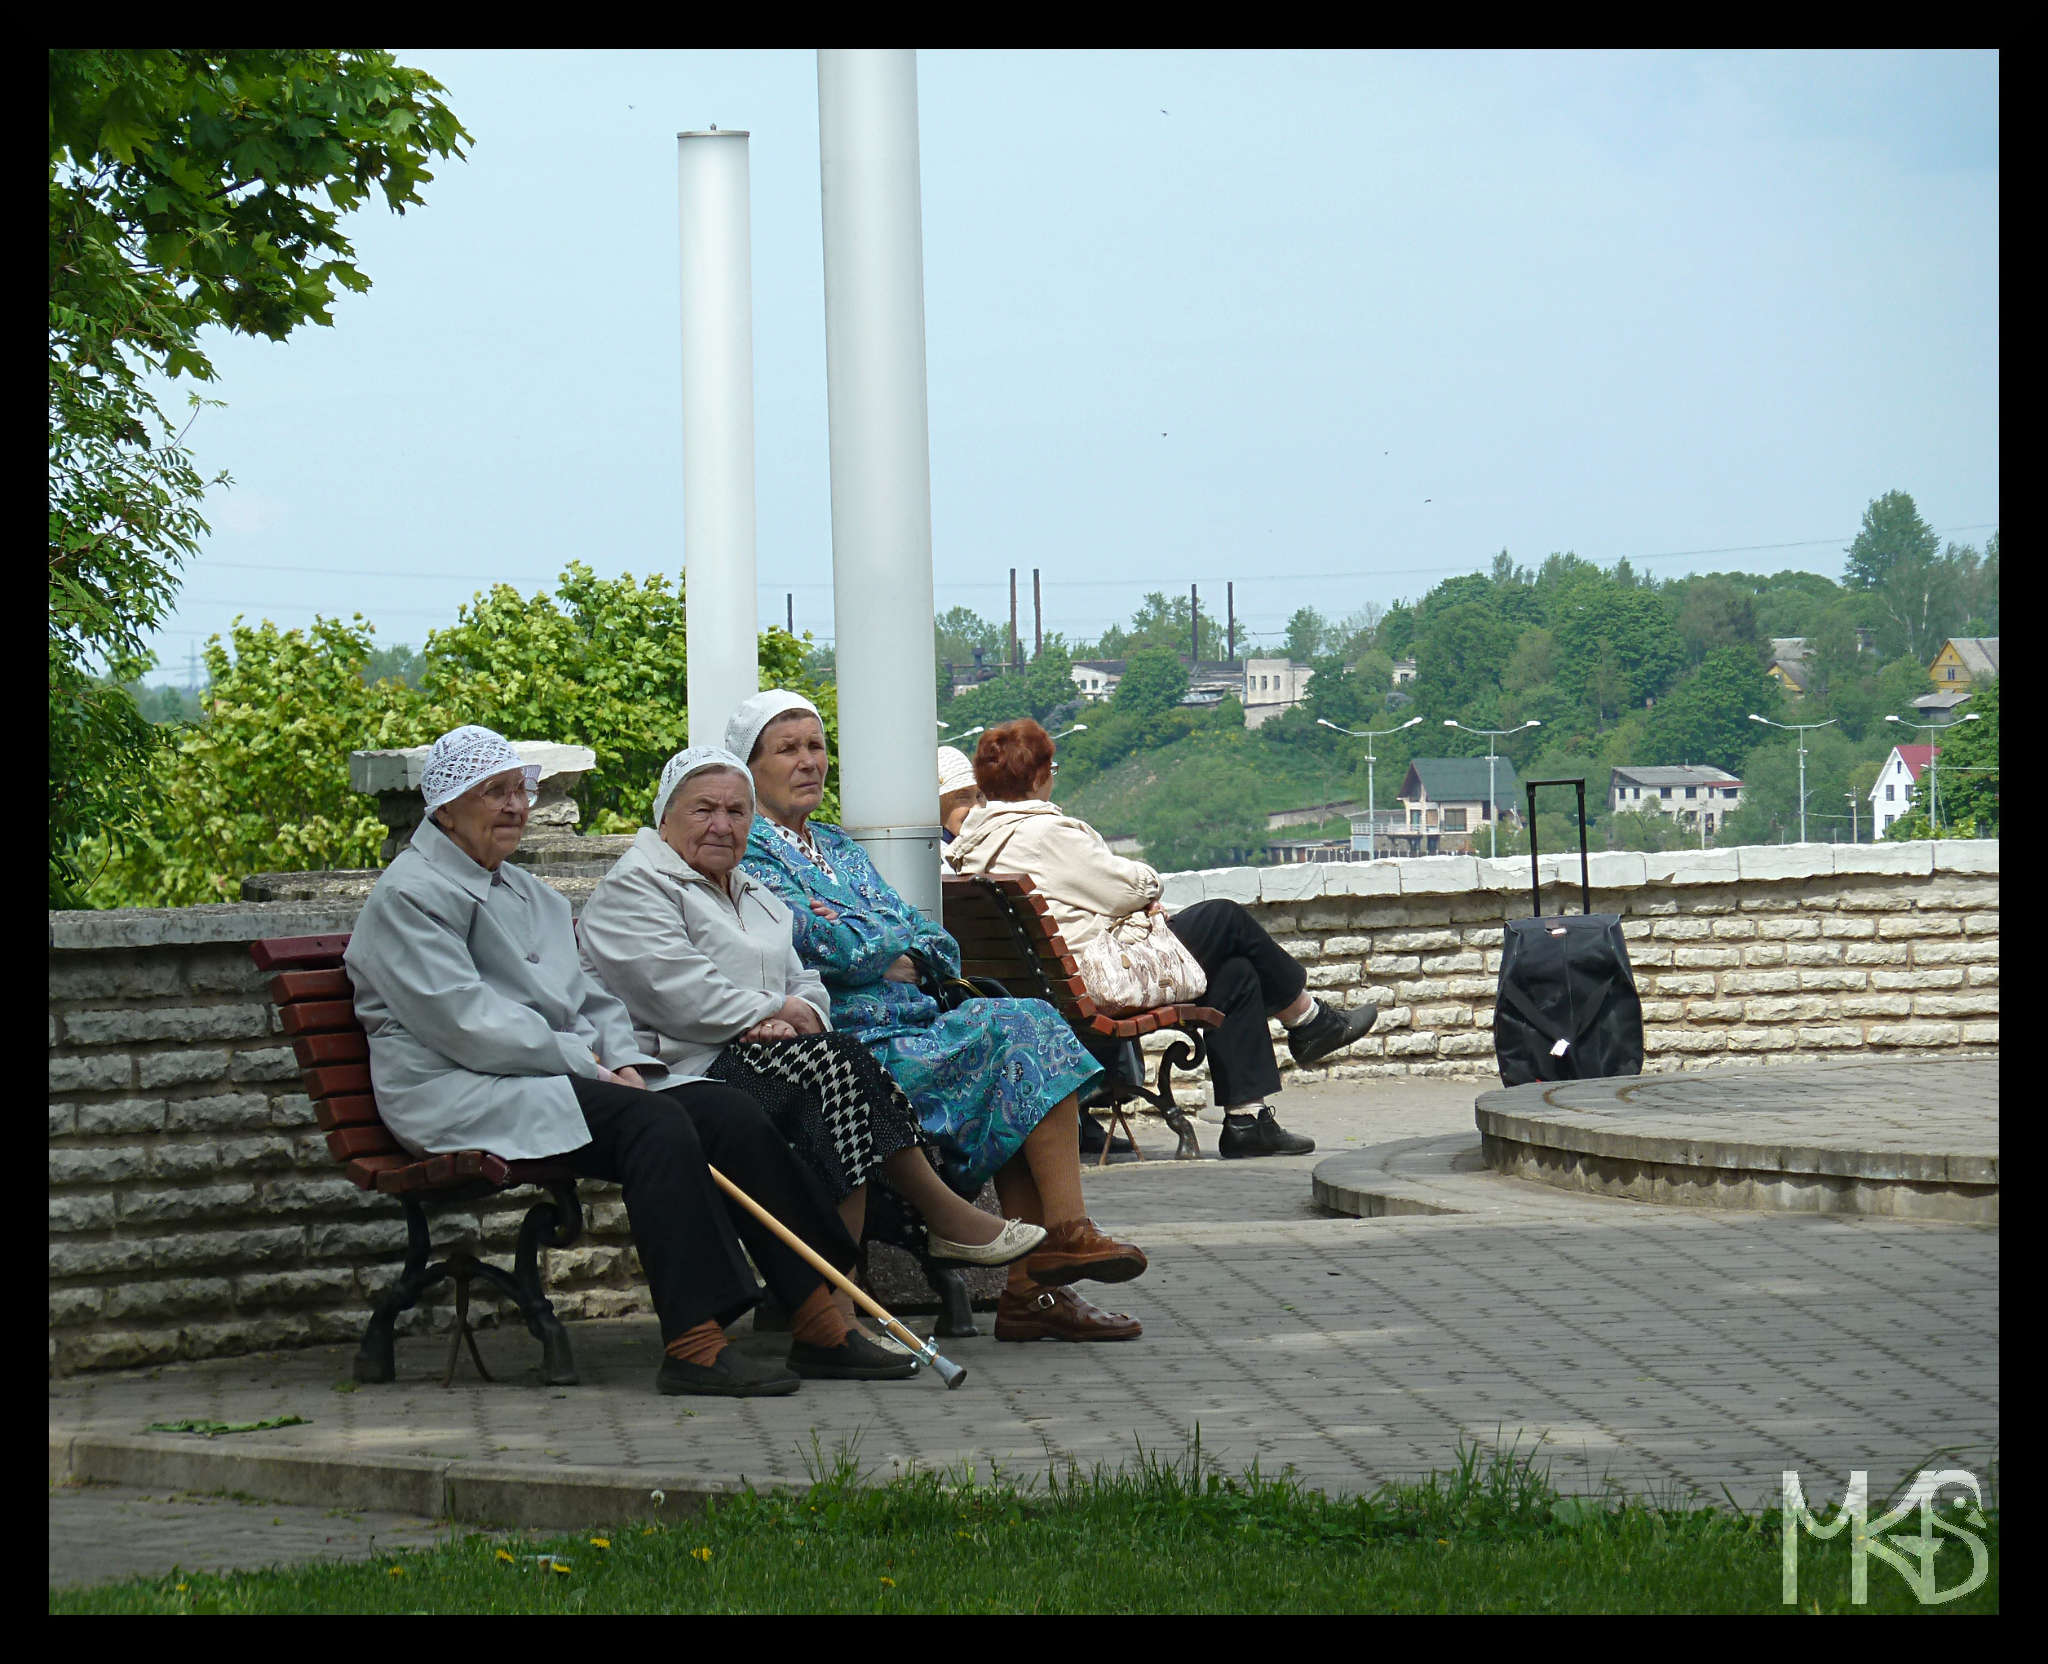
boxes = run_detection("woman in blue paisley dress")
[727,690,1152,1344]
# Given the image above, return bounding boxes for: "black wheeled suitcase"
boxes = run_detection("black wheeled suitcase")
[1493,778,1644,1087]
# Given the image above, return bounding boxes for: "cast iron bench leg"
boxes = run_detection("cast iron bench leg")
[355,1198,437,1383]
[507,1185,582,1385]
[922,1261,979,1339]
[1154,1031,1209,1161]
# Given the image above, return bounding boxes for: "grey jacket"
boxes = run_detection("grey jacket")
[344,816,667,1161]
[577,826,831,1079]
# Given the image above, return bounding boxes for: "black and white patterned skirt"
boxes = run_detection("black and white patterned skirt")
[708,1031,931,1201]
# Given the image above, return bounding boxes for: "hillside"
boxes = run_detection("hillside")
[1063,738,1357,842]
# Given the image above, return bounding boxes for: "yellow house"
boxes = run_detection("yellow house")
[1928,637,2000,688]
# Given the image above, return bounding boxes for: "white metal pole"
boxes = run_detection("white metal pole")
[1488,741,1498,859]
[1367,749,1376,860]
[817,49,942,916]
[677,130,761,748]
[1798,738,1808,844]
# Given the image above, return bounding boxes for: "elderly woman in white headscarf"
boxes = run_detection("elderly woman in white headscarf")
[578,746,1046,1337]
[728,691,1152,1346]
[345,725,902,1397]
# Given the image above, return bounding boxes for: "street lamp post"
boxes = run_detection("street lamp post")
[1884,712,1982,834]
[1442,719,1541,858]
[1747,714,1838,844]
[1316,716,1422,859]
[1844,791,1859,845]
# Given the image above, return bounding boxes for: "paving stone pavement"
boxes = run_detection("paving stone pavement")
[48,1484,459,1589]
[49,1077,2000,1588]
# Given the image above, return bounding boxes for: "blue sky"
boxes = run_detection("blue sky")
[143,49,1999,683]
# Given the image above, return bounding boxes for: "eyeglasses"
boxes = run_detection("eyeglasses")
[1049,761,1060,775]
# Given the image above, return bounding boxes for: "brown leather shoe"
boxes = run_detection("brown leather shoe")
[1023,1216,1148,1287]
[994,1285,1142,1343]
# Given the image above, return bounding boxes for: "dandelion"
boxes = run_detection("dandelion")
[589,1537,611,1549]
[388,1566,405,1577]
[1436,1539,1449,1546]
[880,1576,896,1588]
[640,1527,659,1537]
[550,1561,572,1576]
[692,1547,713,1563]
[174,1583,188,1593]
[496,1550,516,1564]
[650,1489,666,1506]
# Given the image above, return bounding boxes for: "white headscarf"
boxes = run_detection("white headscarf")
[725,689,823,767]
[937,746,976,795]
[652,745,754,829]
[419,725,540,816]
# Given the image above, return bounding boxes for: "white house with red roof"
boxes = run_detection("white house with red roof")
[1871,743,1936,837]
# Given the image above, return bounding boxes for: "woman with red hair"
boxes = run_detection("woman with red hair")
[949,719,1379,1158]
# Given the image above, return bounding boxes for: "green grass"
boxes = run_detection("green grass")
[50,1436,1998,1614]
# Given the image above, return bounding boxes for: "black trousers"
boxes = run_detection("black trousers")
[1166,899,1309,1108]
[559,1076,858,1343]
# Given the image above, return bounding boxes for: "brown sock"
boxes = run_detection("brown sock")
[789,1284,851,1350]
[1006,1264,1038,1297]
[664,1319,728,1369]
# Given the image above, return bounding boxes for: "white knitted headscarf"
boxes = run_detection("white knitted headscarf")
[937,746,976,795]
[419,725,540,816]
[724,689,824,766]
[652,745,754,829]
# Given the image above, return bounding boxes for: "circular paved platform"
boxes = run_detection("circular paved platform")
[1466,1058,1998,1223]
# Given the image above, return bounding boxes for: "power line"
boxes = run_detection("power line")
[181,523,1998,591]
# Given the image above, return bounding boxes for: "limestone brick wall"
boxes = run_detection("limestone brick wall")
[1149,842,1998,1087]
[49,841,1996,1375]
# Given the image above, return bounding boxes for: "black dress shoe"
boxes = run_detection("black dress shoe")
[1286,1001,1379,1068]
[788,1331,920,1381]
[657,1348,801,1397]
[1218,1106,1316,1159]
[1079,1116,1134,1156]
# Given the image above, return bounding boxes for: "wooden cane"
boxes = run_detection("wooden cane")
[706,1165,968,1389]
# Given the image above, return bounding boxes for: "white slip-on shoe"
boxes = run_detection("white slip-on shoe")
[926,1217,1048,1267]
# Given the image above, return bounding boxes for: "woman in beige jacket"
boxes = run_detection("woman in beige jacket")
[945,720,1379,1159]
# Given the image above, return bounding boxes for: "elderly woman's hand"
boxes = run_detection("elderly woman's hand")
[809,899,840,922]
[775,996,827,1034]
[741,1018,798,1043]
[882,954,921,984]
[596,1063,648,1090]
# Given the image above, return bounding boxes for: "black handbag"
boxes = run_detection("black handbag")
[905,947,1010,1012]
[1493,778,1645,1087]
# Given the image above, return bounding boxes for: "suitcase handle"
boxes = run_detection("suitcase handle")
[1523,778,1592,917]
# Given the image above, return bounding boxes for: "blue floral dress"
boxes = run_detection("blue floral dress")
[741,817,1103,1187]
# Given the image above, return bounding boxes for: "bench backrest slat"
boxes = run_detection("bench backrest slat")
[315,1093,385,1131]
[269,968,353,1004]
[279,999,360,1036]
[292,1030,370,1068]
[250,934,353,973]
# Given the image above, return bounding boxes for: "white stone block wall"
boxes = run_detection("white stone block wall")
[1148,843,1997,1089]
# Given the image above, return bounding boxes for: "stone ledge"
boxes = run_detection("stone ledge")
[52,1433,802,1531]
[53,840,1997,947]
[50,903,364,952]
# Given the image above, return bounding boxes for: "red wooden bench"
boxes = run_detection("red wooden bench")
[941,873,1224,1161]
[250,934,584,1387]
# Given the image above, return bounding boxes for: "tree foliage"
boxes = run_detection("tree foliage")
[1843,491,1959,660]
[48,49,469,904]
[1886,679,1998,839]
[81,569,833,908]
